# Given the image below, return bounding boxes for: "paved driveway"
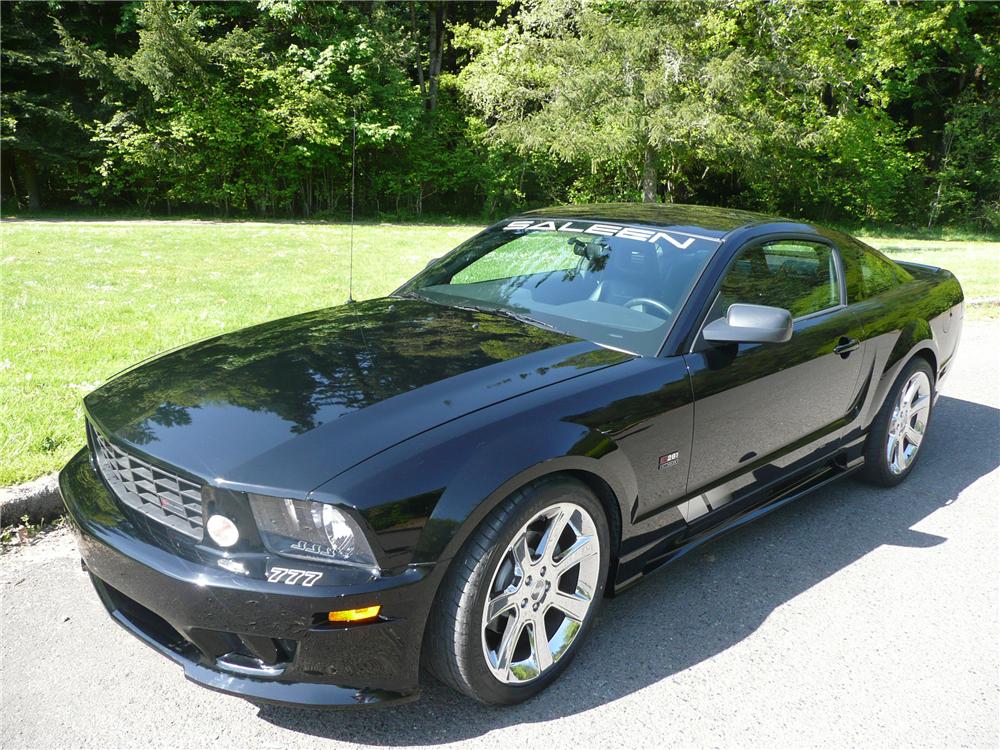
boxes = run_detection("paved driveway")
[3,323,998,749]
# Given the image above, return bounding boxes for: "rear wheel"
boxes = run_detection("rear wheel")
[861,357,935,486]
[425,477,610,705]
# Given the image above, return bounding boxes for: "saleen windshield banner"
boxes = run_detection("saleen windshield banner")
[502,219,721,250]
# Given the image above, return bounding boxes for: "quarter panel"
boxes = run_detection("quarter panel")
[842,269,962,441]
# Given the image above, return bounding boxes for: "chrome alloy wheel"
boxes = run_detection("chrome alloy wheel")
[887,370,932,475]
[481,502,601,684]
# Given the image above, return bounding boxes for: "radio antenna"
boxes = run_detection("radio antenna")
[347,106,357,304]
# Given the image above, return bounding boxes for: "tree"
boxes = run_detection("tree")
[0,0,993,227]
[58,0,421,215]
[408,1,448,111]
[456,0,995,224]
[457,0,757,203]
[0,1,124,209]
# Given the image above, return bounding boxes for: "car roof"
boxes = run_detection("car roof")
[518,202,794,239]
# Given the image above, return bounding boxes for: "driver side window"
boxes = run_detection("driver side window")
[707,240,841,322]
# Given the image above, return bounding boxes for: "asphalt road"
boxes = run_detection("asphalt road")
[3,322,998,749]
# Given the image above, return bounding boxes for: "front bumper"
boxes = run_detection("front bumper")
[59,448,436,708]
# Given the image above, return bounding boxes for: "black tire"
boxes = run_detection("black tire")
[860,357,935,487]
[424,476,611,706]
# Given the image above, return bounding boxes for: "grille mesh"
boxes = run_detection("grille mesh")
[92,430,205,540]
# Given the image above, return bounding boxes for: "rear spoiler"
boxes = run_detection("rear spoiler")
[895,259,940,272]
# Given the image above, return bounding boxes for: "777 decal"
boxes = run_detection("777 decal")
[266,566,323,587]
[502,219,721,250]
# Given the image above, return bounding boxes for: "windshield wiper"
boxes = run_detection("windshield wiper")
[488,307,557,330]
[395,293,558,331]
[441,302,557,330]
[392,290,424,301]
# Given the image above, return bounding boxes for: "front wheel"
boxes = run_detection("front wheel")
[425,477,610,705]
[861,357,935,486]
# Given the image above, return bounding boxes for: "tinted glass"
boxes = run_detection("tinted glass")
[836,238,912,302]
[708,240,841,321]
[400,219,720,355]
[858,245,911,298]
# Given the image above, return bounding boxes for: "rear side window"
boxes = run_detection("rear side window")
[836,237,912,302]
[708,240,841,321]
[857,246,911,298]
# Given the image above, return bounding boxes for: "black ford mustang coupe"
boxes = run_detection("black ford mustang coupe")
[60,204,964,707]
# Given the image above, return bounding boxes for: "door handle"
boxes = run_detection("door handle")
[834,337,860,358]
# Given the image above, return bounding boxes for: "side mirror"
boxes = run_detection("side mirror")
[702,303,793,345]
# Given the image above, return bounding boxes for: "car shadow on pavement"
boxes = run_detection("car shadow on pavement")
[257,394,999,745]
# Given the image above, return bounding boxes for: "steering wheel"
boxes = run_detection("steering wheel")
[624,297,672,320]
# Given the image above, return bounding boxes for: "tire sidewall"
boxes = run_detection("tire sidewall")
[458,479,611,706]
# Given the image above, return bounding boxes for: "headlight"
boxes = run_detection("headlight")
[248,494,377,569]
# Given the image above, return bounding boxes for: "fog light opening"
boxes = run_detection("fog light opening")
[206,514,240,548]
[327,605,381,624]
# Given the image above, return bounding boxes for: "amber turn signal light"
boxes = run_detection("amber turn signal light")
[327,605,381,623]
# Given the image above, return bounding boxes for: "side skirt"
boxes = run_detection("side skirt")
[611,457,864,594]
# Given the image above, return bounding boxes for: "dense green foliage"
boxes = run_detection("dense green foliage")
[2,0,997,229]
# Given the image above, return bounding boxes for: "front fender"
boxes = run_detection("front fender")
[411,420,636,564]
[311,357,651,573]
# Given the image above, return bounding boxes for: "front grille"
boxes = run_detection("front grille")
[92,429,205,540]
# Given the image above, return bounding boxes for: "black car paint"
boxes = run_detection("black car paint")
[82,297,629,497]
[60,450,430,706]
[60,203,964,707]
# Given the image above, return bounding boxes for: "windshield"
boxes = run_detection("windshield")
[398,218,720,356]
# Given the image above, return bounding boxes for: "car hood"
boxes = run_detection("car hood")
[84,297,632,495]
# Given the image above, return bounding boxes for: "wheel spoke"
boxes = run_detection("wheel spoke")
[911,393,930,415]
[536,507,569,564]
[510,531,532,569]
[887,433,900,471]
[554,534,597,571]
[905,425,923,447]
[529,620,553,673]
[902,443,915,468]
[903,377,920,407]
[486,590,519,623]
[495,612,524,673]
[549,590,590,622]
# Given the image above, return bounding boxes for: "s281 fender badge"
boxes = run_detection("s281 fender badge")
[658,451,680,469]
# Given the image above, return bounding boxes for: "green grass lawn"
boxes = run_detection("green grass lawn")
[0,220,481,487]
[1,219,997,487]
